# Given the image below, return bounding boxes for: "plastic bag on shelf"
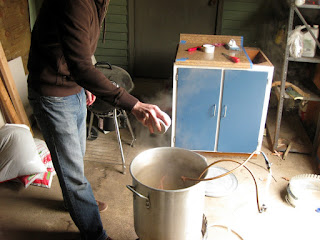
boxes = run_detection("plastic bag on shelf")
[288,26,304,58]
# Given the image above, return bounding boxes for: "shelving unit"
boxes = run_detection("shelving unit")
[269,0,320,153]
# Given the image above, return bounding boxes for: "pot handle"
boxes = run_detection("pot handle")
[126,185,150,208]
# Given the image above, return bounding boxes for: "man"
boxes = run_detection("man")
[27,0,170,239]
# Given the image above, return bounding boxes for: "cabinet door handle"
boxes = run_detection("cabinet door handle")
[223,105,227,118]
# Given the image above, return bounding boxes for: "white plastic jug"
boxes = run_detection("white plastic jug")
[295,0,305,6]
[296,25,319,58]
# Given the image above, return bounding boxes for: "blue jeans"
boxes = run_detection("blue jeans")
[28,88,107,240]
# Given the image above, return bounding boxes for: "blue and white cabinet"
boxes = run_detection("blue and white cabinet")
[171,49,274,153]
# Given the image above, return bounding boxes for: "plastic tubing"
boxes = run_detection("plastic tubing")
[208,224,244,240]
[181,150,267,213]
[181,150,257,182]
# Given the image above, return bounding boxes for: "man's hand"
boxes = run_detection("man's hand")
[85,90,96,106]
[131,101,171,134]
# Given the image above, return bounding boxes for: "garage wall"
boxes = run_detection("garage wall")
[95,0,129,71]
[132,0,219,79]
[218,0,264,47]
[0,0,31,72]
[0,0,31,126]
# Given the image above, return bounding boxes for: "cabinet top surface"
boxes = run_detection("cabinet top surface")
[175,34,253,69]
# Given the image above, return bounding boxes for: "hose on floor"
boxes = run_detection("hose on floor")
[181,150,270,213]
[208,224,244,240]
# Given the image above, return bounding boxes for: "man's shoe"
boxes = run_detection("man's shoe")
[96,200,108,212]
[63,200,108,213]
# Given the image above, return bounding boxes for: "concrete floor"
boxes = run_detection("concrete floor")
[0,118,319,240]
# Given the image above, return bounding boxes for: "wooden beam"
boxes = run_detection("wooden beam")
[0,42,32,133]
[0,75,22,124]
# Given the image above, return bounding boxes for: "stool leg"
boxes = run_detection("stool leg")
[122,110,136,147]
[87,111,94,139]
[114,109,126,174]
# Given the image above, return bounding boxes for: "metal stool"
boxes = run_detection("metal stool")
[87,62,136,174]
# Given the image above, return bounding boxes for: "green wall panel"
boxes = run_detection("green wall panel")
[94,55,128,65]
[99,32,128,41]
[108,6,127,15]
[95,0,128,69]
[95,48,128,57]
[223,2,260,12]
[97,40,127,50]
[222,20,257,30]
[104,23,127,33]
[106,15,127,24]
[110,0,127,6]
[222,10,257,21]
[220,0,264,46]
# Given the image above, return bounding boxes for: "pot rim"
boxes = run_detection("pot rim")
[129,147,208,193]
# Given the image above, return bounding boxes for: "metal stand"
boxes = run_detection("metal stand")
[272,1,320,153]
[87,105,136,174]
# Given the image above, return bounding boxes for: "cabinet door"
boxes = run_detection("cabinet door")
[175,68,222,151]
[217,70,268,153]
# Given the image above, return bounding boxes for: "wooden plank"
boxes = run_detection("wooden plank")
[179,34,243,46]
[175,43,250,69]
[195,151,258,159]
[0,75,21,124]
[245,47,273,66]
[0,42,32,132]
